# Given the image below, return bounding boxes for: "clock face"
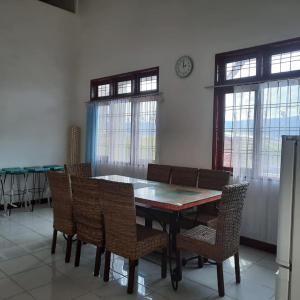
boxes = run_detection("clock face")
[175,55,193,78]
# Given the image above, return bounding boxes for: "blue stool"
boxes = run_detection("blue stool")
[2,168,29,215]
[25,166,51,211]
[43,165,64,171]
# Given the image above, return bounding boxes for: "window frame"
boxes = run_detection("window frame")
[213,37,300,171]
[90,67,159,101]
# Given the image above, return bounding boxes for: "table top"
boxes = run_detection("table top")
[94,175,222,212]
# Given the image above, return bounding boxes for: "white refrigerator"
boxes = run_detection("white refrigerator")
[276,136,300,300]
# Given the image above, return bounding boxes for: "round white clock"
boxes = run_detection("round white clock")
[175,55,193,78]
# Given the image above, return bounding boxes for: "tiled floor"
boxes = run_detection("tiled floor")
[0,205,276,300]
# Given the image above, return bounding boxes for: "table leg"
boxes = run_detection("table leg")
[169,211,182,290]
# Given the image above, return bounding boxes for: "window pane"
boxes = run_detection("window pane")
[226,58,256,80]
[96,99,158,166]
[271,50,300,74]
[223,91,255,168]
[118,80,132,94]
[259,82,300,178]
[136,101,157,163]
[98,84,110,97]
[97,101,131,164]
[140,76,157,92]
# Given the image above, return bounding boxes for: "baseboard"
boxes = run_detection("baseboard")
[240,236,277,254]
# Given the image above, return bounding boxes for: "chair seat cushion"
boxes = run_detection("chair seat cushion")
[108,225,168,260]
[177,225,227,262]
[181,225,216,245]
[136,225,168,259]
[183,212,218,228]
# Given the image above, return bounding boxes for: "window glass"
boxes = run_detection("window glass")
[226,58,256,80]
[140,76,157,91]
[271,50,300,74]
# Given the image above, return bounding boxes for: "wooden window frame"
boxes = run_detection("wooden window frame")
[213,37,300,171]
[90,67,159,101]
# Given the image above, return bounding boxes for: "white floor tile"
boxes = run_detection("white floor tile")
[29,276,87,300]
[182,264,235,291]
[154,279,215,300]
[0,254,42,275]
[225,280,274,300]
[242,264,276,289]
[11,264,63,290]
[0,245,29,262]
[0,204,277,300]
[5,292,35,300]
[0,278,24,299]
[76,293,101,300]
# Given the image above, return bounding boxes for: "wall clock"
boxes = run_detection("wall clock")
[175,55,193,78]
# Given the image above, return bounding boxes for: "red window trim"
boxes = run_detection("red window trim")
[212,37,300,171]
[90,67,159,101]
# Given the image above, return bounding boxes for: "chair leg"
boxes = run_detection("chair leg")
[94,246,103,277]
[65,235,73,263]
[51,229,57,254]
[217,262,225,297]
[234,252,241,284]
[161,247,167,279]
[75,240,82,267]
[104,251,111,282]
[198,256,204,268]
[127,259,137,294]
[145,217,153,229]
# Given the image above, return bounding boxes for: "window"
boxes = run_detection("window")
[90,67,159,100]
[95,98,158,166]
[90,67,160,167]
[213,37,300,173]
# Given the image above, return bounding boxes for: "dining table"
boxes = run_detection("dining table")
[94,174,222,284]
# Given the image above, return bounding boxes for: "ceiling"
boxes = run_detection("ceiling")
[38,0,77,13]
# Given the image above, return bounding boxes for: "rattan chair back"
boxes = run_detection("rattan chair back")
[101,180,137,252]
[198,169,231,190]
[171,166,198,187]
[147,164,171,183]
[215,183,248,257]
[71,176,104,246]
[65,163,92,178]
[47,171,75,235]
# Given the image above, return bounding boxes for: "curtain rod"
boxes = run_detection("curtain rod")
[85,92,162,104]
[205,77,300,89]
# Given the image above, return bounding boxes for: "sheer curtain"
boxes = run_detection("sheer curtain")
[86,94,160,179]
[232,79,300,244]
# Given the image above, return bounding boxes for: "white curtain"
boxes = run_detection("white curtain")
[93,94,160,178]
[232,79,300,244]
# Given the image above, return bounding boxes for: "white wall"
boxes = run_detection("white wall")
[0,0,78,168]
[75,0,300,169]
[74,0,300,244]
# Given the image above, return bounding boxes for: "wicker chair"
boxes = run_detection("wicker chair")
[138,164,172,229]
[176,183,248,297]
[47,171,75,263]
[64,163,92,178]
[71,176,105,277]
[170,166,198,187]
[184,169,231,229]
[147,164,171,183]
[101,180,168,294]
